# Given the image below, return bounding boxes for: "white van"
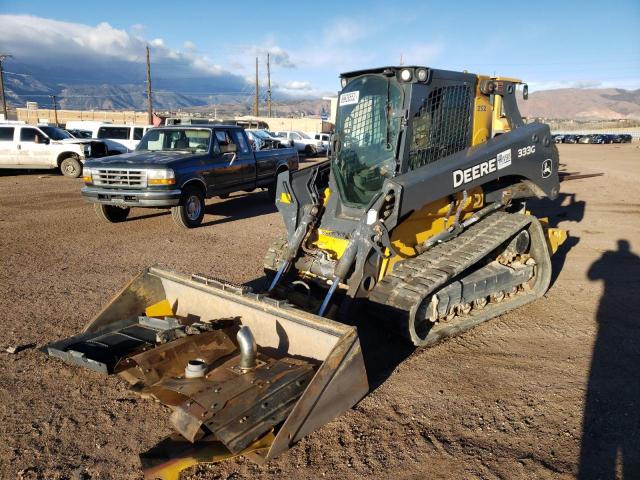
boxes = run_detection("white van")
[95,124,152,152]
[65,122,152,153]
[314,133,331,153]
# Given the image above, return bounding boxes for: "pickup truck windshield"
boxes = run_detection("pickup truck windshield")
[137,128,212,153]
[39,126,73,140]
[333,75,403,208]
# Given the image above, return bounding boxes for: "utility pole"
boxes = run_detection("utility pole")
[254,57,259,117]
[0,54,12,121]
[49,94,59,126]
[146,45,153,125]
[266,53,272,118]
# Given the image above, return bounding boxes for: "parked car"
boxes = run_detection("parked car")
[81,125,299,228]
[264,130,294,147]
[273,130,326,156]
[245,129,284,151]
[0,123,108,177]
[620,134,633,143]
[563,135,578,144]
[578,134,595,144]
[67,129,93,139]
[610,134,623,144]
[553,135,565,143]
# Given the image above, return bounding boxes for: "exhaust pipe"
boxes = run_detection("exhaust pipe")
[237,325,257,370]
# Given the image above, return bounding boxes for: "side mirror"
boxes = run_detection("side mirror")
[522,84,529,100]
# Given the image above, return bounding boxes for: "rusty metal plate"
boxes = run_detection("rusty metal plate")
[115,329,237,388]
[167,357,314,453]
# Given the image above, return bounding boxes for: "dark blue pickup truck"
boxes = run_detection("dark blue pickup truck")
[81,125,299,228]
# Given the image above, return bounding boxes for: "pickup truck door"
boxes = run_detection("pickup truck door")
[229,129,256,189]
[0,126,17,164]
[17,127,51,166]
[203,129,255,194]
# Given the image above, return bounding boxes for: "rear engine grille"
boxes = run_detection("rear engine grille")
[93,169,147,188]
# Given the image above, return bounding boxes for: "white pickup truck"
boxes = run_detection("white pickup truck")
[0,123,108,177]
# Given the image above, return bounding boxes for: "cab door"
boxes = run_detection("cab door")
[17,127,51,166]
[202,129,245,195]
[0,126,17,165]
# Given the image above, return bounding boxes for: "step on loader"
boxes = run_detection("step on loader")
[44,66,567,478]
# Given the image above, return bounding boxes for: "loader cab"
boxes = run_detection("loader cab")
[333,66,478,209]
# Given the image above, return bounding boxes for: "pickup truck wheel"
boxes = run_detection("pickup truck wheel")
[172,187,205,228]
[60,156,82,178]
[304,145,316,157]
[94,204,130,223]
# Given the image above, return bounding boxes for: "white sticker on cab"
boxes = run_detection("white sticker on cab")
[339,91,360,106]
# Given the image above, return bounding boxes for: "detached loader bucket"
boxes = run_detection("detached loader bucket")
[43,266,368,470]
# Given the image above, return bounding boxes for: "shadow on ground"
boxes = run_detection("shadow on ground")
[578,240,640,478]
[200,191,276,227]
[528,191,585,287]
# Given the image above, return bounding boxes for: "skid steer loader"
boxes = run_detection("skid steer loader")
[44,66,565,478]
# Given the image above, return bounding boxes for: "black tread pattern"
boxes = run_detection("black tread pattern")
[369,212,533,345]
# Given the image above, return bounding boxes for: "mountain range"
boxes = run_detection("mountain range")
[519,88,640,120]
[4,73,639,120]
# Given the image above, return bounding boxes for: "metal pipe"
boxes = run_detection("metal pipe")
[237,326,257,370]
[317,278,339,317]
[268,259,290,292]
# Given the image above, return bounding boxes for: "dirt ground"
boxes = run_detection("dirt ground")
[1,145,638,480]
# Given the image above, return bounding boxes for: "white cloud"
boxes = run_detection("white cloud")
[0,14,246,85]
[284,81,312,91]
[183,40,196,51]
[238,44,297,69]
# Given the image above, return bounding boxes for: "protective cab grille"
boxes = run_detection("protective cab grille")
[409,84,472,170]
[93,169,147,188]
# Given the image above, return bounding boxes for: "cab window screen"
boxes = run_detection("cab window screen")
[408,85,472,170]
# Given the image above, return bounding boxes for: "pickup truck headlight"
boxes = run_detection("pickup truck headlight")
[147,169,176,186]
[83,167,94,185]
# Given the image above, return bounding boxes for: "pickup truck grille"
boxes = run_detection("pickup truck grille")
[93,169,147,188]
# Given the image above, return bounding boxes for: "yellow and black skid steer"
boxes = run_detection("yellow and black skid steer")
[44,66,566,478]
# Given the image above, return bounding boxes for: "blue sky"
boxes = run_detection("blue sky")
[0,0,639,98]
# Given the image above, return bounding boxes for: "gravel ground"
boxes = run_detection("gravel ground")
[0,145,638,480]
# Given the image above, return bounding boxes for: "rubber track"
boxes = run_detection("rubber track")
[369,212,535,346]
